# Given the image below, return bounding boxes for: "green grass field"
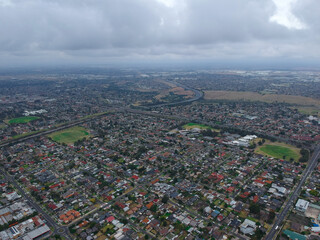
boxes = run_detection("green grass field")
[255,143,301,161]
[8,116,40,124]
[183,123,219,131]
[48,126,90,144]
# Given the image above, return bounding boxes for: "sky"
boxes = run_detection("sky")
[0,0,319,68]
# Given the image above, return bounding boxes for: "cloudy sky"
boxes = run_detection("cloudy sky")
[0,0,319,67]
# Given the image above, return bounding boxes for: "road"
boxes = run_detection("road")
[232,161,267,199]
[168,199,248,240]
[0,82,296,152]
[0,81,202,238]
[124,108,303,147]
[0,111,114,149]
[265,145,320,240]
[0,169,72,239]
[0,80,318,239]
[0,79,203,149]
[139,80,204,108]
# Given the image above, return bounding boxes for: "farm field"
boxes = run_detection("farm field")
[48,126,90,144]
[255,141,301,162]
[204,91,320,107]
[7,116,40,124]
[291,106,320,117]
[156,87,194,101]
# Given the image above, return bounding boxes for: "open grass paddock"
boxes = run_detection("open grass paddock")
[204,91,320,107]
[8,116,40,124]
[48,126,90,144]
[255,141,301,161]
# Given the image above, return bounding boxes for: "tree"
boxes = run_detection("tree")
[249,203,260,215]
[309,190,319,197]
[299,149,310,163]
[201,129,218,138]
[162,195,169,204]
[253,228,265,240]
[267,211,276,223]
[69,227,76,234]
[128,194,136,201]
[150,204,157,213]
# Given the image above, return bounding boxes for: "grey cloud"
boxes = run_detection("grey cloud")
[0,0,319,65]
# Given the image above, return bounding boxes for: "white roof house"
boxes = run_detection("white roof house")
[295,199,309,213]
[240,219,257,235]
[311,227,320,233]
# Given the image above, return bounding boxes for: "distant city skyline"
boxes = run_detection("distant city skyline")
[0,0,319,68]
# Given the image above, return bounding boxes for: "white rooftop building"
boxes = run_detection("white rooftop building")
[240,219,257,235]
[295,199,309,213]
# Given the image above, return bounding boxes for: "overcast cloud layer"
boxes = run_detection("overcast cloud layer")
[0,0,319,66]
